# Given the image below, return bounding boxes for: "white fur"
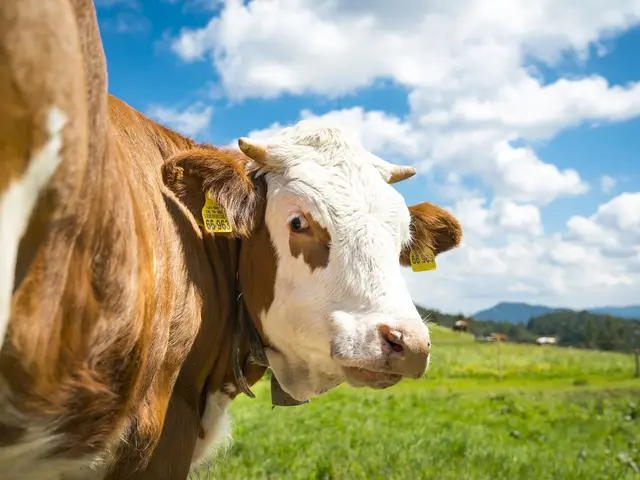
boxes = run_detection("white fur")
[246,120,431,400]
[189,385,235,473]
[0,382,109,480]
[0,107,67,352]
[0,424,103,480]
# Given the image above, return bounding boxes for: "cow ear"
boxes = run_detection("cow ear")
[400,202,462,266]
[161,147,265,237]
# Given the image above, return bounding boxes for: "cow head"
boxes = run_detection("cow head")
[163,120,462,403]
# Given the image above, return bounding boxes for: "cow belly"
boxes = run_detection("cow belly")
[0,431,106,480]
[0,396,115,480]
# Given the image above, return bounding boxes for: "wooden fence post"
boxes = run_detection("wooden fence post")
[497,339,502,382]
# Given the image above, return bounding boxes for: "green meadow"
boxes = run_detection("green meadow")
[193,326,640,480]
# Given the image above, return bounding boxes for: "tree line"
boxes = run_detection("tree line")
[416,305,640,353]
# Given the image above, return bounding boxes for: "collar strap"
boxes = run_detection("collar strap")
[231,289,266,398]
[230,243,309,407]
[193,192,305,405]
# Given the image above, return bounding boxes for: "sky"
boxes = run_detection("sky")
[95,0,640,315]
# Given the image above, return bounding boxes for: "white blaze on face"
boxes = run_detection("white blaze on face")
[239,121,432,401]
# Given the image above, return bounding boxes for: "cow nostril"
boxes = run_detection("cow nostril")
[378,325,405,355]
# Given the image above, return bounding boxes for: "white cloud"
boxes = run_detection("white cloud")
[489,141,588,203]
[240,105,640,311]
[171,0,640,101]
[241,107,424,159]
[146,103,213,137]
[166,1,640,205]
[402,191,640,314]
[601,174,617,193]
[244,107,589,205]
[592,192,640,232]
[416,76,640,140]
[492,199,543,236]
[449,196,543,238]
[165,0,640,313]
[565,215,617,248]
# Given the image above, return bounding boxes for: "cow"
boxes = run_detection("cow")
[0,0,463,478]
[536,336,557,346]
[491,333,508,342]
[452,320,469,332]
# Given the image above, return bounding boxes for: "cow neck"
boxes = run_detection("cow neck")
[231,265,268,397]
[231,238,309,408]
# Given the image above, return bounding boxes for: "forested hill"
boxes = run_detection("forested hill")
[472,302,555,323]
[416,305,640,353]
[472,301,640,324]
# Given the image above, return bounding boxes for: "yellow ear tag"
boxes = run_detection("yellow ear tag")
[201,191,233,233]
[410,247,436,272]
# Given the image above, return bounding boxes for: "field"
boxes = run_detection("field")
[194,326,640,480]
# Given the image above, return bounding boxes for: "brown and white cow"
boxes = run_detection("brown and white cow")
[0,0,462,478]
[453,320,469,332]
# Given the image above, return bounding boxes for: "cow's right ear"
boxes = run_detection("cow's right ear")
[161,147,265,237]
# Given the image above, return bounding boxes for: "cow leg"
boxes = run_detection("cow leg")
[106,385,234,479]
[106,393,202,480]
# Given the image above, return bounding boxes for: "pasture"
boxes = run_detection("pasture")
[195,326,640,480]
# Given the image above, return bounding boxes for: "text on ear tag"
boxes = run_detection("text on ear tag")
[202,191,233,233]
[410,247,436,272]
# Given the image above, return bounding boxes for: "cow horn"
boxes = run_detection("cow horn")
[369,153,417,184]
[388,165,416,184]
[238,137,268,165]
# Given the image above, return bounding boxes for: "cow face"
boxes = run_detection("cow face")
[236,121,462,402]
[162,121,462,403]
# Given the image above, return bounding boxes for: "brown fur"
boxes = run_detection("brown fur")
[400,202,463,266]
[289,213,332,271]
[0,0,265,478]
[161,147,262,237]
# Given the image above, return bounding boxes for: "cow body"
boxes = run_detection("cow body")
[0,1,463,478]
[453,320,469,332]
[0,1,242,476]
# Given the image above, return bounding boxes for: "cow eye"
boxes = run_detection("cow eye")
[288,214,309,233]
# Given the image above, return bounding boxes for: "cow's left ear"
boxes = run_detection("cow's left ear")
[400,202,463,266]
[162,146,265,237]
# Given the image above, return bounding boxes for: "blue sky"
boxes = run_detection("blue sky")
[95,0,640,314]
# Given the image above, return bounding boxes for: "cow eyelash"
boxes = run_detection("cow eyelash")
[288,213,309,233]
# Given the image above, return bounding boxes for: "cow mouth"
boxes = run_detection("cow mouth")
[341,366,402,389]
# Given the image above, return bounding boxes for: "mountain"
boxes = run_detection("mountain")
[472,302,557,324]
[588,306,640,319]
[473,302,640,323]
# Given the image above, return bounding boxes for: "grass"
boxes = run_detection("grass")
[427,326,636,382]
[193,326,640,480]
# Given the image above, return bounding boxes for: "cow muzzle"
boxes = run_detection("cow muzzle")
[330,318,431,389]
